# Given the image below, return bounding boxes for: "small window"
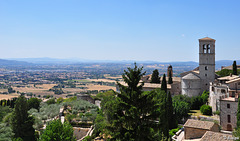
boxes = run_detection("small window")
[227,104,230,108]
[221,89,226,93]
[205,74,207,76]
[228,115,231,123]
[207,44,211,53]
[206,83,208,86]
[205,66,208,70]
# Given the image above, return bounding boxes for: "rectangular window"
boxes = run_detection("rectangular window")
[227,104,230,108]
[228,115,231,123]
[205,66,208,70]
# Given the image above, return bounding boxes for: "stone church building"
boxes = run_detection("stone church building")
[181,37,216,97]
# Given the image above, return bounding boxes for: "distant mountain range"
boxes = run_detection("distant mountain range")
[2,58,240,70]
[0,59,32,66]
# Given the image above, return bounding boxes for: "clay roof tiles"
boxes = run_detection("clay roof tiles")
[184,119,215,130]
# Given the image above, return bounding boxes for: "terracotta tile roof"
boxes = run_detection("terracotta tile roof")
[222,65,240,70]
[200,131,233,141]
[221,97,238,102]
[118,82,171,89]
[199,37,216,41]
[182,73,200,80]
[184,119,215,130]
[217,75,239,81]
[226,77,240,84]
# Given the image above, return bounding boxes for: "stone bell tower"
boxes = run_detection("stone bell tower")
[199,37,216,91]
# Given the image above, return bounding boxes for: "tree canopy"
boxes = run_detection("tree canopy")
[112,63,168,140]
[28,97,41,111]
[11,96,35,141]
[39,120,76,141]
[151,69,161,83]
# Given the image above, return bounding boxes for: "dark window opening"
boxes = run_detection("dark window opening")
[221,89,226,93]
[203,44,207,53]
[228,115,231,123]
[205,66,208,70]
[207,44,211,53]
[227,104,230,108]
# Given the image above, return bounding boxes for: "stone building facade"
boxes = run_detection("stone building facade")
[220,97,238,131]
[182,73,202,97]
[209,75,239,112]
[181,37,216,97]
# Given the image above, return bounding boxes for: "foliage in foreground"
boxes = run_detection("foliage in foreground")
[11,96,35,141]
[39,119,76,141]
[0,123,14,141]
[93,63,173,140]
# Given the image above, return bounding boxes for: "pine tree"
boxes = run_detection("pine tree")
[151,69,161,83]
[161,74,167,93]
[11,96,35,141]
[114,63,163,140]
[233,61,237,75]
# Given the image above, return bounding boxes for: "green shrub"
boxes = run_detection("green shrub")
[213,110,220,115]
[46,98,56,105]
[200,105,212,115]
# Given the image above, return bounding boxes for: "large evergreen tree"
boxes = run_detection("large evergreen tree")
[233,60,237,75]
[11,96,35,141]
[151,69,161,83]
[113,63,164,140]
[161,74,167,93]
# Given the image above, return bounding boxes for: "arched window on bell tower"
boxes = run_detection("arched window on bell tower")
[207,44,211,53]
[203,44,207,53]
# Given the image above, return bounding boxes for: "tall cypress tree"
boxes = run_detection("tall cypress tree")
[168,70,173,84]
[233,61,237,75]
[161,74,167,93]
[151,69,161,83]
[11,96,35,141]
[114,63,163,140]
[166,92,176,129]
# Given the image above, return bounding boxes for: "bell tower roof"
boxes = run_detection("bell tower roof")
[199,37,216,41]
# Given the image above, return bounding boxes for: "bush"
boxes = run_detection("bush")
[200,105,212,115]
[46,98,56,105]
[213,110,220,115]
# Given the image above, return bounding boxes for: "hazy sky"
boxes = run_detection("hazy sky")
[0,0,239,62]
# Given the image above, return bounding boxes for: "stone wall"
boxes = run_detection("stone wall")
[220,100,238,131]
[185,127,208,139]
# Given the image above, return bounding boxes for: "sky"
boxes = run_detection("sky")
[0,0,240,62]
